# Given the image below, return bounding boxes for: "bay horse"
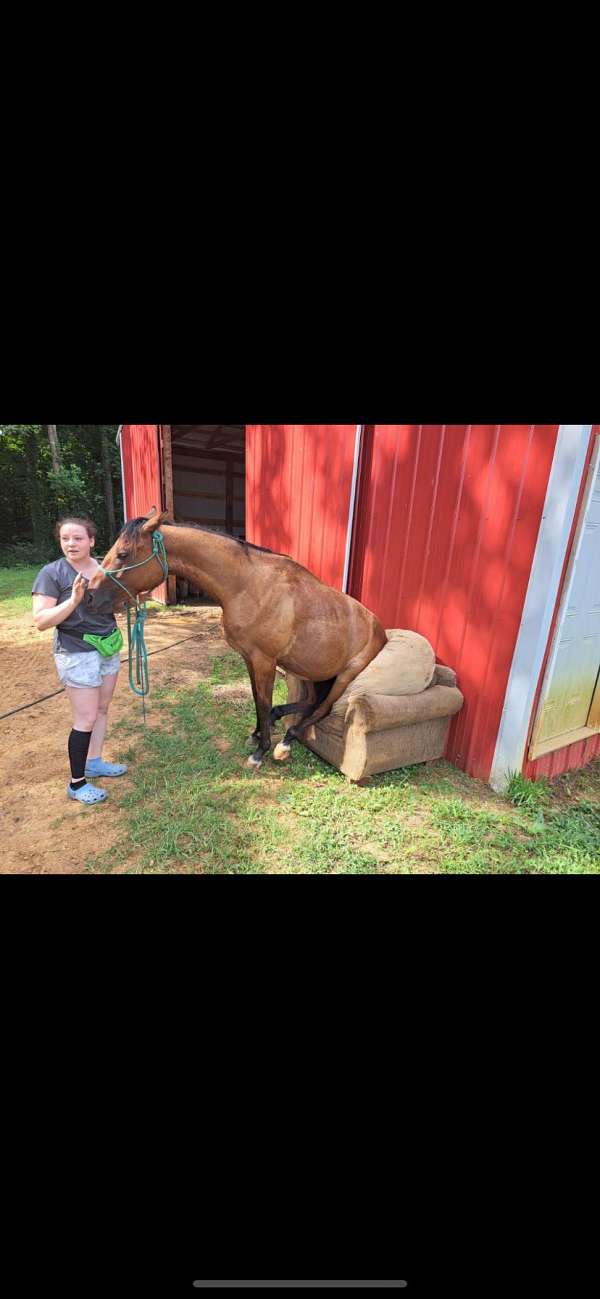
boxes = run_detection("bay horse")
[90,507,387,770]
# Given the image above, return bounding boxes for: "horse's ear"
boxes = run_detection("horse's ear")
[141,507,171,533]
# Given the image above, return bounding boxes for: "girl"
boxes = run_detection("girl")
[32,516,128,805]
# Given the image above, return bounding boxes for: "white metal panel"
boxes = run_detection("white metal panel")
[529,437,600,751]
[489,425,593,791]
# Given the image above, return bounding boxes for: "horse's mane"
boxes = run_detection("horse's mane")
[121,518,288,559]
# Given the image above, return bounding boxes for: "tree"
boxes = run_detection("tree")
[47,425,62,473]
[100,427,116,539]
[0,424,123,562]
[24,428,48,551]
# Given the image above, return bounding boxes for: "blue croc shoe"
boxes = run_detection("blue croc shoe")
[67,782,108,804]
[85,758,128,778]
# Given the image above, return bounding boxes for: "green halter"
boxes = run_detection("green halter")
[101,529,169,598]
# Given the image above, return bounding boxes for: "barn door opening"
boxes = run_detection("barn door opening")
[163,425,246,604]
[529,436,600,759]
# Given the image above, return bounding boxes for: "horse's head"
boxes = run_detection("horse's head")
[89,506,171,603]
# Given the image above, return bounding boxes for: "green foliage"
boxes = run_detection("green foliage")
[47,463,89,519]
[0,541,50,567]
[505,770,551,810]
[0,424,123,559]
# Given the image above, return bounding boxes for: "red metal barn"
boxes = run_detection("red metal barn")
[120,423,600,789]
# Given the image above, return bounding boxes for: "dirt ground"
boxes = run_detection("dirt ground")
[0,604,229,873]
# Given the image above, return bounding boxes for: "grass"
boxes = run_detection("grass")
[0,565,41,617]
[505,769,551,810]
[82,648,600,875]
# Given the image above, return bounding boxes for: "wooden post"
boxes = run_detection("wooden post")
[226,459,234,533]
[160,424,177,604]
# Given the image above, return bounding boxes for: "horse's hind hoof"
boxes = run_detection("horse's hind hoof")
[246,753,263,770]
[273,741,292,762]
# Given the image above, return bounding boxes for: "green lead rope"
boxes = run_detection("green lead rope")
[101,530,170,722]
[127,598,150,701]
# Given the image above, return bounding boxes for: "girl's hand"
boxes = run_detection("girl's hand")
[71,573,88,608]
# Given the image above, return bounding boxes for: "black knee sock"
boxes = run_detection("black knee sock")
[68,729,93,788]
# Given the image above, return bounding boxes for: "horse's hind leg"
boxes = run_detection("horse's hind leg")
[270,691,318,725]
[273,677,335,761]
[276,643,382,756]
[245,666,302,749]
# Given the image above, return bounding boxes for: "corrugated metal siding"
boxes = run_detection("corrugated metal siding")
[245,425,357,588]
[349,425,560,781]
[120,424,167,603]
[524,733,600,780]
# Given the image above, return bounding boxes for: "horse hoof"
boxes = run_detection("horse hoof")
[246,754,263,770]
[273,741,292,762]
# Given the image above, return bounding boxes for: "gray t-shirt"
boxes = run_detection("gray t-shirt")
[32,558,118,654]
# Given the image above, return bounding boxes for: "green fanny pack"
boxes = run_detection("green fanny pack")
[82,627,124,657]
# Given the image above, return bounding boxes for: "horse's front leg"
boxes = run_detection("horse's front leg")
[246,655,277,771]
[243,659,279,749]
[242,660,261,748]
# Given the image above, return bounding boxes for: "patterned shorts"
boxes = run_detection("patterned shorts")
[54,649,121,689]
